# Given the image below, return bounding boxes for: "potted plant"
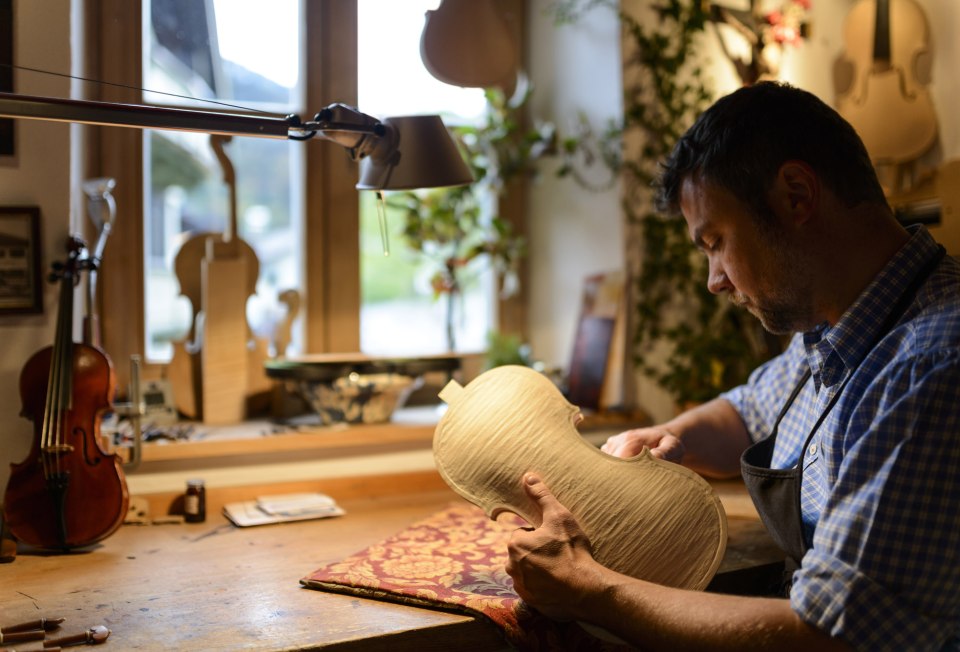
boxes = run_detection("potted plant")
[385,85,555,352]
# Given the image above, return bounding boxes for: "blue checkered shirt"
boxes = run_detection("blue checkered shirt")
[723,226,960,651]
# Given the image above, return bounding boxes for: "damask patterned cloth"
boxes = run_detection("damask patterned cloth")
[300,503,635,651]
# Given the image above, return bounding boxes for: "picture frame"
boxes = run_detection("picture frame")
[0,206,43,315]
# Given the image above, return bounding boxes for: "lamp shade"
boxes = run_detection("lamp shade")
[356,115,474,191]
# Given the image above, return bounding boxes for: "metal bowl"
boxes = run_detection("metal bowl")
[297,372,422,425]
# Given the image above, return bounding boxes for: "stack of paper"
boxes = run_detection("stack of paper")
[223,492,345,527]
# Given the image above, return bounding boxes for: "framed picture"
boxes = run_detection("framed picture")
[0,206,42,314]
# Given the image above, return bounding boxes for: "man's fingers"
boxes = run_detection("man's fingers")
[523,472,552,501]
[523,472,569,520]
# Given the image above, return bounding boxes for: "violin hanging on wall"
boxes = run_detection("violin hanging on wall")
[834,0,938,166]
[4,236,129,550]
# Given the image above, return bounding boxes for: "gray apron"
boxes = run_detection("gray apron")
[740,246,945,572]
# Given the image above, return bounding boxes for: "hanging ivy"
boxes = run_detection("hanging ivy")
[552,0,779,405]
[385,86,551,350]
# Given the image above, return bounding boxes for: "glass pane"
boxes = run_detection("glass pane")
[357,1,485,119]
[358,0,491,356]
[359,193,495,356]
[144,0,301,109]
[143,0,304,362]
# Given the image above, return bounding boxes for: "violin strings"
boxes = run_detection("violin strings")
[40,273,66,478]
[53,272,71,476]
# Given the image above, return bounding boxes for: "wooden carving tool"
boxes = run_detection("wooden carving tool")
[0,630,45,644]
[43,625,110,647]
[2,617,64,633]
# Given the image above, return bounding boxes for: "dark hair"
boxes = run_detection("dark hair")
[655,81,886,219]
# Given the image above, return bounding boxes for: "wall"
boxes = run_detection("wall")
[0,0,74,495]
[525,0,960,423]
[525,0,624,375]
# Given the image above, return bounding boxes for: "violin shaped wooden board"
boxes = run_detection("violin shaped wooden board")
[420,0,517,90]
[434,365,727,591]
[835,0,938,164]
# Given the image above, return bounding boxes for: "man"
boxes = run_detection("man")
[505,82,960,651]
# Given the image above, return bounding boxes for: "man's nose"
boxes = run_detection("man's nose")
[707,260,732,295]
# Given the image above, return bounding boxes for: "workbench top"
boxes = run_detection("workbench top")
[1,481,781,651]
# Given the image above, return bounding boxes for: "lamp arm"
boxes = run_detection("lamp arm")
[308,102,389,160]
[0,91,472,190]
[0,92,386,152]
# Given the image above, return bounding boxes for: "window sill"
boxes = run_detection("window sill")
[137,410,439,466]
[124,406,443,498]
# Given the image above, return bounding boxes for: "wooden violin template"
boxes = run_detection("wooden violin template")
[168,135,270,423]
[434,365,727,590]
[5,236,129,550]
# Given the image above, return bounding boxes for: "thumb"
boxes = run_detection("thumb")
[523,472,562,522]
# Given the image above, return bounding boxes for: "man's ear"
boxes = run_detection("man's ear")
[770,161,818,225]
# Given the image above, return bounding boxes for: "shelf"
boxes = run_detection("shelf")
[140,420,436,463]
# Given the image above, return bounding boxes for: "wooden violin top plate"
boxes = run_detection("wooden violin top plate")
[434,365,727,590]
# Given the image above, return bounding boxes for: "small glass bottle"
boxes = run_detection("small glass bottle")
[184,479,206,523]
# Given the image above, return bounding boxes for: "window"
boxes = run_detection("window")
[92,0,360,394]
[142,0,304,361]
[92,0,525,397]
[357,0,491,356]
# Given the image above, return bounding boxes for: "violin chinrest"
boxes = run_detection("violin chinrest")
[434,365,727,590]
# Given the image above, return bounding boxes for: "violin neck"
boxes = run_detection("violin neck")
[872,0,891,68]
[42,267,77,443]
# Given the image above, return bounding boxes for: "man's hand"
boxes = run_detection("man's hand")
[505,473,606,621]
[504,474,848,651]
[601,427,685,462]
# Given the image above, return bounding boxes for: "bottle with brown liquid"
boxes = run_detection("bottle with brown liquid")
[184,479,206,523]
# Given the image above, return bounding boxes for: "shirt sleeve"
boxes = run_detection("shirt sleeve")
[790,352,960,651]
[721,333,807,443]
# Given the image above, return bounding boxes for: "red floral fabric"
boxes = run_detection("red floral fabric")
[301,503,636,651]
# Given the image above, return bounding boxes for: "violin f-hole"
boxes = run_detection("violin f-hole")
[73,425,103,466]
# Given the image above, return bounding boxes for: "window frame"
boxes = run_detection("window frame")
[83,0,526,397]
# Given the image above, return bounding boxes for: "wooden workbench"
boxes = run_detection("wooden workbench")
[0,476,782,651]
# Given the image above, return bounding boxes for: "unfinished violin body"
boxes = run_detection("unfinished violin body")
[435,365,727,590]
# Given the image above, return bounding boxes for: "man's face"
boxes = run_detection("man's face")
[679,175,817,334]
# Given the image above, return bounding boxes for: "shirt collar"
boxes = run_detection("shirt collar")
[801,225,940,388]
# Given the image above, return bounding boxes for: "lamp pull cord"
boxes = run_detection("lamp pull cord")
[375,191,391,257]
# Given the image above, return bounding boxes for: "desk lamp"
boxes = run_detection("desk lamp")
[0,93,475,191]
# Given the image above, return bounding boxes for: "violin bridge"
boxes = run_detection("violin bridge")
[42,444,76,455]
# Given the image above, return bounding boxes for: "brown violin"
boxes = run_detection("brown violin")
[4,236,129,550]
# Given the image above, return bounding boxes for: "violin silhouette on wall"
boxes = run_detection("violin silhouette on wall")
[834,0,938,168]
[5,236,129,550]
